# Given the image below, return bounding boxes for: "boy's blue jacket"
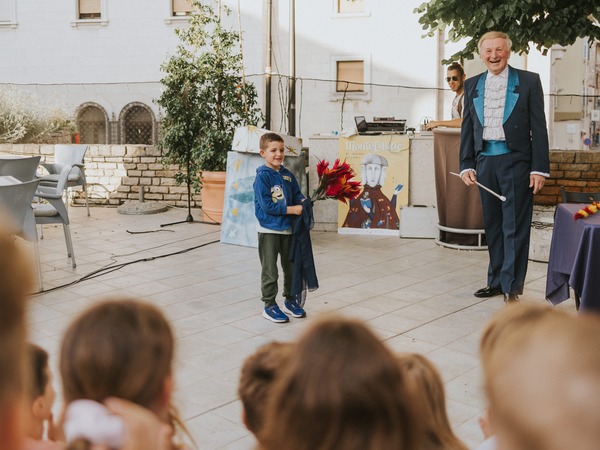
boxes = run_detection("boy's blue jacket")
[254,164,304,231]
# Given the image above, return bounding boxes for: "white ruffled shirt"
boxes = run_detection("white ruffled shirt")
[482,67,508,141]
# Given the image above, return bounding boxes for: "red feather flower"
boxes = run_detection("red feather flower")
[311,159,361,204]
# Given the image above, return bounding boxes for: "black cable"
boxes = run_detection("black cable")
[33,238,221,295]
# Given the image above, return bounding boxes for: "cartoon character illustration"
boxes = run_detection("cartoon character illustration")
[342,153,403,230]
[271,185,285,203]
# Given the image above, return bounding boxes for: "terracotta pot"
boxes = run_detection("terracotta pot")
[201,170,226,224]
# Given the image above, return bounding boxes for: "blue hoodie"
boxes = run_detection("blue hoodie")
[254,164,305,231]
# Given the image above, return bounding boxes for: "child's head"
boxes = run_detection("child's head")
[480,303,565,369]
[484,308,600,450]
[397,353,467,450]
[259,132,284,152]
[60,298,174,420]
[26,344,56,439]
[238,341,292,439]
[259,133,285,170]
[0,224,33,450]
[260,317,422,450]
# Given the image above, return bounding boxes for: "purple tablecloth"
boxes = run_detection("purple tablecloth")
[545,203,600,311]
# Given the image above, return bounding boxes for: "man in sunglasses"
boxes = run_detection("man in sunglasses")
[426,62,465,130]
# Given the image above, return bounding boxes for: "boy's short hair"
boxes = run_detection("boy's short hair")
[259,132,284,151]
[27,343,49,399]
[238,341,292,436]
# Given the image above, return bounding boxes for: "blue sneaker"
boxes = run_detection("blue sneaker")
[282,298,306,318]
[262,304,289,323]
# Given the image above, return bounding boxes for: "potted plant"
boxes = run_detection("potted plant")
[156,0,262,223]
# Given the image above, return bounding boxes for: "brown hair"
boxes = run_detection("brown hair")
[27,343,49,399]
[0,223,33,408]
[478,31,512,54]
[447,62,464,77]
[259,132,284,150]
[60,298,186,448]
[397,353,468,450]
[238,341,292,438]
[260,317,422,450]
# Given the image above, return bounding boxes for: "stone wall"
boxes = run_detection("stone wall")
[0,144,201,207]
[536,150,600,205]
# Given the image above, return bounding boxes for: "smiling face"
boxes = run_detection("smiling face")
[260,140,285,170]
[480,37,511,75]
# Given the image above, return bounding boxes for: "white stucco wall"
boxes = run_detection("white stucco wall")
[0,0,443,142]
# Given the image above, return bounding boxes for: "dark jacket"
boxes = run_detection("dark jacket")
[460,65,550,174]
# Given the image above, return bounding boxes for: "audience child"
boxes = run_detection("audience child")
[259,316,423,450]
[253,132,306,323]
[59,298,190,450]
[397,353,468,450]
[477,303,568,450]
[238,341,292,442]
[0,223,35,450]
[24,344,64,450]
[483,305,600,450]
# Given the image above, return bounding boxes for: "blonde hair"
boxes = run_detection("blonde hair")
[483,307,600,450]
[397,353,468,450]
[478,31,512,54]
[260,317,423,450]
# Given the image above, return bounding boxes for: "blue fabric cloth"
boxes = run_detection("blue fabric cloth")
[546,203,600,311]
[289,200,319,307]
[253,164,304,231]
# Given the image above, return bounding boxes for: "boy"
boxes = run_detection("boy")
[254,132,306,323]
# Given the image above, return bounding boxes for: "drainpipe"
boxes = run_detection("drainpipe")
[288,0,296,136]
[436,30,445,121]
[265,0,272,129]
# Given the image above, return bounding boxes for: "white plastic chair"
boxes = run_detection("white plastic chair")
[34,165,77,268]
[0,179,42,290]
[39,144,90,216]
[0,155,41,181]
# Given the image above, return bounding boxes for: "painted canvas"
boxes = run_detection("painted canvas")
[221,130,307,248]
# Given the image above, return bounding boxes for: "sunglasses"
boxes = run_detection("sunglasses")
[446,76,460,82]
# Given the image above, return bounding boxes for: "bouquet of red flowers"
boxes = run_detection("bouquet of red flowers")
[310,159,361,204]
[574,201,600,220]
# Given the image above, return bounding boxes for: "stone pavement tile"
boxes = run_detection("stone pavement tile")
[26,206,568,449]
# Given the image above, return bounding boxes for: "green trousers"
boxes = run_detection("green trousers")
[258,232,293,306]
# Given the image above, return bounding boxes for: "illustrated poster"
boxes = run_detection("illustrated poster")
[338,135,409,236]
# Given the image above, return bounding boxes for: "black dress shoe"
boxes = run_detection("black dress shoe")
[504,293,519,303]
[474,286,503,298]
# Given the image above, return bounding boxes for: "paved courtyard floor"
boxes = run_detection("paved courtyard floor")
[23,204,575,449]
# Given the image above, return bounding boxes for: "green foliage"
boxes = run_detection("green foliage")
[0,86,75,144]
[414,0,600,63]
[156,1,263,190]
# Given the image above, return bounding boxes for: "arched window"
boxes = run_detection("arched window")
[121,103,154,145]
[76,103,108,144]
